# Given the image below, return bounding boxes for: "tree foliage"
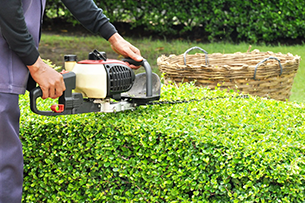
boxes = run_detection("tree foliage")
[45,0,305,43]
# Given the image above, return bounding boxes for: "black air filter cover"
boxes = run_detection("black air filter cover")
[104,63,135,97]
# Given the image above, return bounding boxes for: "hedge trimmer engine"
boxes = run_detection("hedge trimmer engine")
[30,50,161,116]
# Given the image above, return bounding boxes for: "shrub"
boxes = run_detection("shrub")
[20,82,305,202]
[45,0,305,43]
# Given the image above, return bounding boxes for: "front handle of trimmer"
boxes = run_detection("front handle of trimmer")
[122,58,152,97]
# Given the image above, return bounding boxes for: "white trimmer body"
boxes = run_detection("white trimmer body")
[72,63,108,99]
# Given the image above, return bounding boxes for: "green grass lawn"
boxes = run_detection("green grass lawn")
[40,34,305,103]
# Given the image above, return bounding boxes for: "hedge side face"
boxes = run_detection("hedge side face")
[20,83,305,202]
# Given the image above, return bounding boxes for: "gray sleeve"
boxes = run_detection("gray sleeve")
[0,0,39,65]
[61,0,117,40]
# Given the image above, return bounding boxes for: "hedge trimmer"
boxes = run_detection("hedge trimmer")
[30,50,161,116]
[30,50,250,116]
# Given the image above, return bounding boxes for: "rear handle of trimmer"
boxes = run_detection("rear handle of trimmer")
[30,87,46,114]
[30,72,100,116]
[30,72,76,116]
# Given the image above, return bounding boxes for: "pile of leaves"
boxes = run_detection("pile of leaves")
[20,82,305,202]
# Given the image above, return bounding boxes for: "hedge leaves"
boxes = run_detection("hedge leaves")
[20,83,305,202]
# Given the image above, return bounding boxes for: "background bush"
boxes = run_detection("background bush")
[45,0,305,43]
[20,82,305,202]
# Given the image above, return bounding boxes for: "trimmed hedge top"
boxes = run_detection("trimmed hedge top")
[20,82,305,202]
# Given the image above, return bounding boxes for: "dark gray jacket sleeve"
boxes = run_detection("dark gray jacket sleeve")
[61,0,117,40]
[0,0,39,66]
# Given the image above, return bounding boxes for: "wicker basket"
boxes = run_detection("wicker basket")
[157,46,300,101]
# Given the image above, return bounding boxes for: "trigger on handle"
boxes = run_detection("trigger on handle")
[51,104,65,113]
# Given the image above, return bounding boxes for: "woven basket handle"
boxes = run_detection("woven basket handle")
[254,57,283,80]
[183,46,209,65]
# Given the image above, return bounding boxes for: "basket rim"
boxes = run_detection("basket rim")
[157,50,300,80]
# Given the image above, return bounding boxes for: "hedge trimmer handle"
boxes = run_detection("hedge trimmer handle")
[30,87,45,114]
[122,58,144,67]
[29,72,90,116]
[122,58,153,97]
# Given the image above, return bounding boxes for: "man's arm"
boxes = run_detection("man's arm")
[61,0,117,40]
[0,0,65,99]
[62,0,143,67]
[0,0,39,65]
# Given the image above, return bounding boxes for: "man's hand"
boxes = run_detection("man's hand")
[27,57,66,99]
[108,33,143,69]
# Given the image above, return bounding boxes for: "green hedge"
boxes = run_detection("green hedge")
[20,82,305,202]
[45,0,305,43]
